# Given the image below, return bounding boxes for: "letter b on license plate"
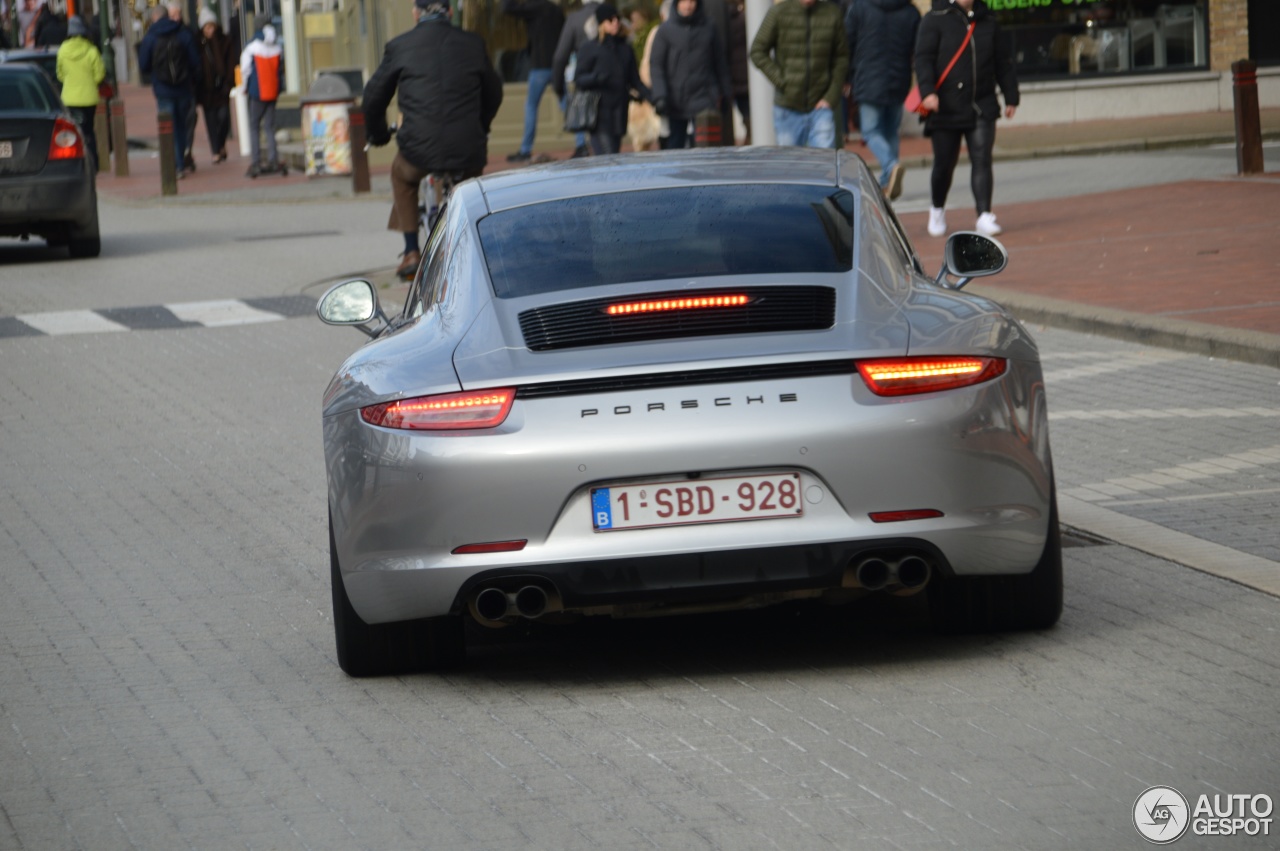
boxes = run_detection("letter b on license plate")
[591,473,803,531]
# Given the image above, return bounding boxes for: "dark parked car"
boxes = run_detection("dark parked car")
[0,63,100,257]
[317,148,1061,676]
[0,47,61,89]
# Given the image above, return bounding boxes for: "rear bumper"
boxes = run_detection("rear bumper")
[327,364,1055,624]
[345,535,958,619]
[0,162,95,235]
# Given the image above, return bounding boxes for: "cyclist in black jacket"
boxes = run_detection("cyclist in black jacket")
[363,0,503,279]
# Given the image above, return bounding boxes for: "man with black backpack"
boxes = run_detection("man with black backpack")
[139,3,201,179]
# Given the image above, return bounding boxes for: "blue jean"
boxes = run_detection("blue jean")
[520,68,553,155]
[155,93,193,168]
[772,104,835,148]
[858,101,904,188]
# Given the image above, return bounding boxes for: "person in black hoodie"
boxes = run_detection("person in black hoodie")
[573,3,650,155]
[845,0,919,200]
[197,7,236,164]
[363,0,503,279]
[914,0,1017,238]
[501,0,564,162]
[649,0,730,149]
[32,0,66,46]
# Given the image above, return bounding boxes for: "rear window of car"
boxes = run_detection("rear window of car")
[0,72,58,113]
[477,184,854,299]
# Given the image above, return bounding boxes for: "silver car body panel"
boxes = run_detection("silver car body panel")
[322,149,1053,624]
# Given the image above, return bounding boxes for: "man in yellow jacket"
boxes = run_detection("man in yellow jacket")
[56,15,105,173]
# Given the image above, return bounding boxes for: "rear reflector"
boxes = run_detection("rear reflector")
[361,388,515,430]
[605,294,749,316]
[869,509,944,523]
[856,357,1006,397]
[452,540,527,554]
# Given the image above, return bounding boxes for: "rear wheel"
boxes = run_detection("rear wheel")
[929,492,1063,633]
[330,515,465,676]
[68,202,101,259]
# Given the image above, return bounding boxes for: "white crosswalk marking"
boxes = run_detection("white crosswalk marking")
[1062,444,1280,503]
[1041,350,1189,382]
[15,310,130,335]
[164,300,286,327]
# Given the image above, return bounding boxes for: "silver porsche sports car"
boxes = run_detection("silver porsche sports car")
[318,148,1060,676]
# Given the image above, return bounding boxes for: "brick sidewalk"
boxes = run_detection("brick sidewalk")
[904,176,1280,339]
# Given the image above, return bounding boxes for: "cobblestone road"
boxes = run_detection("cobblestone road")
[1,312,1276,850]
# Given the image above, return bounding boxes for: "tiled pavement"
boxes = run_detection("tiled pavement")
[2,97,1279,849]
[1030,328,1280,596]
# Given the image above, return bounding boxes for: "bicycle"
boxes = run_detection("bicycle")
[370,124,463,261]
[418,170,466,246]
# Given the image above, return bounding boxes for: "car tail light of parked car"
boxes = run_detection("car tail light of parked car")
[856,357,1007,397]
[47,117,84,161]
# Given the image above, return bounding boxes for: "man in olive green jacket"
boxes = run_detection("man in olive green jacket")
[749,0,847,147]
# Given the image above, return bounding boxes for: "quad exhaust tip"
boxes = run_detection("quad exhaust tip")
[473,584,556,623]
[854,557,892,592]
[475,587,510,622]
[849,553,933,596]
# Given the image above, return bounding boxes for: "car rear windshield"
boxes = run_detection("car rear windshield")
[478,184,854,299]
[0,72,57,113]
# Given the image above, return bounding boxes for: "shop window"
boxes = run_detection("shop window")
[1249,0,1280,67]
[991,0,1208,81]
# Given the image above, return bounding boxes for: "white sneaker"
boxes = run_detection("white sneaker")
[928,207,946,237]
[975,212,1003,235]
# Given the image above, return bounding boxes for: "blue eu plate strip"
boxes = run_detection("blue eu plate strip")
[591,489,612,529]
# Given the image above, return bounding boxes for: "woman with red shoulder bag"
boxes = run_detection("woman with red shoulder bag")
[914,0,1018,238]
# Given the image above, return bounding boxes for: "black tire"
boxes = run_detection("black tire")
[329,515,465,676]
[929,491,1063,633]
[68,201,101,259]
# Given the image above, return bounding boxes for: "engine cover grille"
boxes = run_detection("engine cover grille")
[518,286,836,351]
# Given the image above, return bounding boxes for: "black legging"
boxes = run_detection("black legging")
[590,131,622,155]
[929,118,996,214]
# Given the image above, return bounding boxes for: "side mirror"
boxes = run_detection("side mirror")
[316,279,388,338]
[936,232,1009,290]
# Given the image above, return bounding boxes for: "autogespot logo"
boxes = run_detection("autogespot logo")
[1134,786,1191,844]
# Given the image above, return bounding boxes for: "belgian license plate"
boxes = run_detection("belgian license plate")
[591,473,803,531]
[0,141,12,159]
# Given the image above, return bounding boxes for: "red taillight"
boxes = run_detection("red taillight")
[360,388,515,430]
[605,294,749,316]
[48,117,84,161]
[869,509,944,523]
[452,540,527,554]
[856,357,1006,397]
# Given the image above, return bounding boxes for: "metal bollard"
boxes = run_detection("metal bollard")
[111,98,129,176]
[1232,59,1264,176]
[157,109,178,196]
[347,106,371,194]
